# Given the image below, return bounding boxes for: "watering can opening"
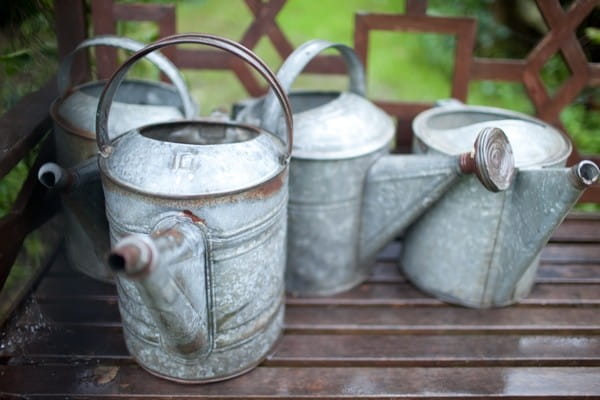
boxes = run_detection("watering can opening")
[573,160,600,188]
[139,121,261,145]
[76,79,187,108]
[287,92,340,113]
[107,253,126,272]
[413,104,572,169]
[108,235,156,277]
[424,110,538,130]
[38,164,62,188]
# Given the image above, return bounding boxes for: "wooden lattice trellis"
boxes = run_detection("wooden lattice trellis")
[84,0,600,201]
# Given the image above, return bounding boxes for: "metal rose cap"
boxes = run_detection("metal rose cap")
[459,127,516,192]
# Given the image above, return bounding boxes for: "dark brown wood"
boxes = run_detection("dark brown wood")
[113,2,177,71]
[0,80,56,179]
[90,0,118,79]
[541,243,600,264]
[90,0,177,80]
[470,58,526,81]
[2,214,600,396]
[32,277,600,308]
[3,327,600,368]
[2,364,600,398]
[406,0,428,16]
[54,0,89,85]
[0,138,60,291]
[552,214,600,242]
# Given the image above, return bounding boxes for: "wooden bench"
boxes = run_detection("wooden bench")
[1,215,600,397]
[1,0,599,397]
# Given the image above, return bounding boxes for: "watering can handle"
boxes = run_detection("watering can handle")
[261,39,366,135]
[57,35,196,119]
[96,33,293,157]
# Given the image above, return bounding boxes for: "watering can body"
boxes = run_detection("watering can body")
[45,35,194,282]
[401,101,600,308]
[237,40,515,296]
[97,34,294,383]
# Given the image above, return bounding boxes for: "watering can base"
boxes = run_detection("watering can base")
[401,254,539,309]
[121,305,284,383]
[287,272,368,297]
[407,279,532,309]
[62,207,114,283]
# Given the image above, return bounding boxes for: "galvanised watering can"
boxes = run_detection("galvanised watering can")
[38,35,195,282]
[96,34,293,383]
[237,40,516,296]
[401,100,600,308]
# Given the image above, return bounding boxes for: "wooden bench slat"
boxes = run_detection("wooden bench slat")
[3,215,600,396]
[552,216,600,242]
[4,324,600,368]
[2,365,600,398]
[35,277,600,308]
[28,298,600,329]
[370,261,600,284]
[0,81,56,179]
[540,243,600,264]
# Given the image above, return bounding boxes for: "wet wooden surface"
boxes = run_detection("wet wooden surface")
[1,214,599,398]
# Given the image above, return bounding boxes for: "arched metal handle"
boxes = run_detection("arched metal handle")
[58,35,196,119]
[96,33,293,158]
[261,39,366,134]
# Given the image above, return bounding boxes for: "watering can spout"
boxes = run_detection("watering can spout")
[38,157,100,192]
[570,160,600,189]
[109,217,212,358]
[483,160,599,305]
[359,127,515,264]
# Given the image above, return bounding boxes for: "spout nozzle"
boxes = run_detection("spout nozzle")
[570,160,600,189]
[107,253,127,272]
[109,236,155,278]
[38,163,72,190]
[460,127,515,193]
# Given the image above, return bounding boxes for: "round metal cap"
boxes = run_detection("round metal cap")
[472,127,515,192]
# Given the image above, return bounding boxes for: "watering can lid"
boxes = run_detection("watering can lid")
[289,91,395,159]
[254,39,395,160]
[100,120,288,198]
[52,35,195,140]
[243,91,395,160]
[54,80,186,139]
[413,103,572,168]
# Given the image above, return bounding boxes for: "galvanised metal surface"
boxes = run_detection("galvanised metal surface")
[47,35,194,282]
[96,33,294,383]
[237,40,514,297]
[402,101,600,308]
[412,99,572,169]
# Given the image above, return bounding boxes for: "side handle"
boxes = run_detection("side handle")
[109,215,213,358]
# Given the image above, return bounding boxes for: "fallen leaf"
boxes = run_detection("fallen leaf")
[94,365,119,385]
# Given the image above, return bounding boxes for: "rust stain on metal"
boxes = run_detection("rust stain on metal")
[458,152,476,175]
[182,209,205,224]
[250,171,285,198]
